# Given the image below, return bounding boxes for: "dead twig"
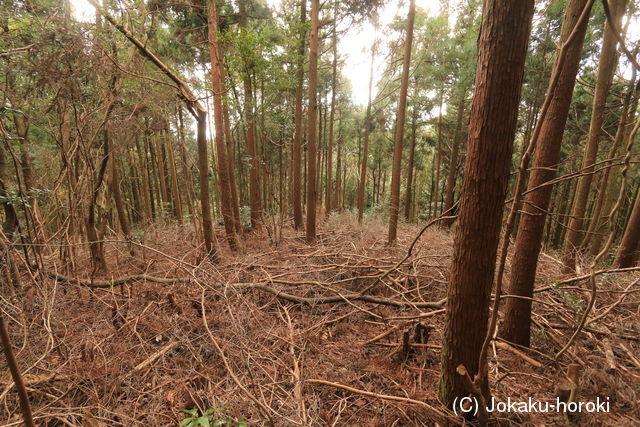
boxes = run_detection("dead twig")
[0,313,35,427]
[305,378,449,420]
[494,341,543,369]
[133,341,179,372]
[200,288,276,426]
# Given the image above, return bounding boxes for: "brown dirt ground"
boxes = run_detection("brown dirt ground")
[1,212,639,426]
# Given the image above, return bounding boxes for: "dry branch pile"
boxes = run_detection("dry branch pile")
[0,213,638,425]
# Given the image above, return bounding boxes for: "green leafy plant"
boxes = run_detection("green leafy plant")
[551,282,583,312]
[180,404,247,427]
[534,326,548,343]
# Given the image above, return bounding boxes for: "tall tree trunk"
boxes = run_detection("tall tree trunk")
[291,0,306,229]
[615,188,640,267]
[305,0,319,243]
[388,0,415,244]
[585,77,636,255]
[176,109,196,224]
[208,0,237,250]
[166,130,183,223]
[89,0,217,258]
[334,113,342,211]
[154,133,170,213]
[12,114,43,260]
[88,127,110,274]
[325,1,337,215]
[196,113,217,258]
[439,0,534,406]
[432,90,444,217]
[501,0,593,346]
[443,89,466,226]
[316,93,324,206]
[239,0,262,228]
[222,99,242,233]
[134,134,152,224]
[563,0,627,271]
[404,102,418,222]
[357,41,376,223]
[110,145,133,244]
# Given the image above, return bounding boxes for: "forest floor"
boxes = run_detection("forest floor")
[1,213,639,426]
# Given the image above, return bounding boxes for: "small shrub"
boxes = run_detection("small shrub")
[180,404,248,427]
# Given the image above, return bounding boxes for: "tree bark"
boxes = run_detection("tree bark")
[110,144,133,243]
[325,1,337,215]
[222,98,242,233]
[501,0,593,346]
[404,102,418,222]
[305,0,319,243]
[439,0,534,407]
[388,0,416,245]
[166,130,183,223]
[334,113,342,211]
[357,42,376,223]
[291,0,306,230]
[563,0,627,272]
[586,78,636,255]
[89,0,217,259]
[615,188,640,267]
[239,0,262,229]
[208,0,238,250]
[432,90,444,217]
[443,89,466,226]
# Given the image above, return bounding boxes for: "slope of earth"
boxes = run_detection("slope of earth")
[1,212,638,425]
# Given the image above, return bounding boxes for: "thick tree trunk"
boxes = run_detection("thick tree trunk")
[563,0,627,271]
[501,0,592,346]
[388,0,415,245]
[439,0,534,407]
[305,0,319,243]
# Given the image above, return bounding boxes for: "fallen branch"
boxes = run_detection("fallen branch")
[240,284,445,308]
[42,270,445,309]
[133,341,179,372]
[619,343,640,369]
[601,338,617,372]
[535,266,640,292]
[363,324,402,345]
[40,270,190,288]
[306,378,449,419]
[200,289,276,426]
[494,341,543,368]
[588,278,639,324]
